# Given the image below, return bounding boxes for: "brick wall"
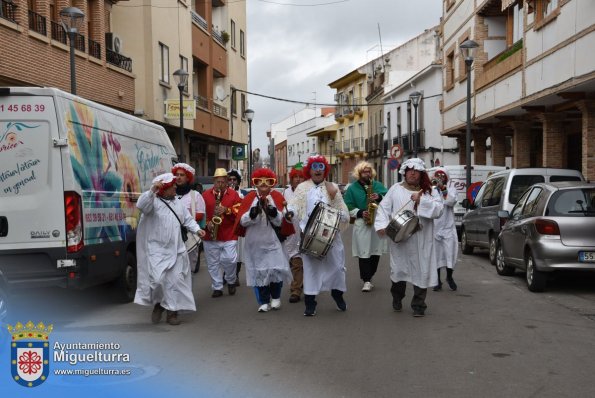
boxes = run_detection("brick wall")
[0,0,134,112]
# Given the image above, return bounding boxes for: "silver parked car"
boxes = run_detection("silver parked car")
[496,182,595,292]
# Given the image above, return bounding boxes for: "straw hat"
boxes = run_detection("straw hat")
[213,168,228,178]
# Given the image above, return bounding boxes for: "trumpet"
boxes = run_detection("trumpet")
[431,178,440,188]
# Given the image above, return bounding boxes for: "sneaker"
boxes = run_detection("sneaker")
[258,304,271,312]
[151,304,164,324]
[392,300,402,312]
[289,295,301,303]
[433,282,442,292]
[270,298,281,310]
[303,308,317,317]
[211,290,223,298]
[447,278,458,291]
[413,308,425,317]
[362,281,373,292]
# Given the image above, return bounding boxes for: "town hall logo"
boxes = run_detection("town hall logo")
[7,321,53,387]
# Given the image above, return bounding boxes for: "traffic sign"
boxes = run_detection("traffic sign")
[390,144,403,160]
[388,158,400,171]
[467,181,483,202]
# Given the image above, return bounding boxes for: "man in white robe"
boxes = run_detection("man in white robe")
[287,155,349,316]
[431,167,459,291]
[135,173,205,325]
[375,158,443,317]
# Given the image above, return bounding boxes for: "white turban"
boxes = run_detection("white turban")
[152,172,175,185]
[399,158,426,175]
[172,163,195,177]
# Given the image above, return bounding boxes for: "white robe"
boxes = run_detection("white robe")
[177,190,205,265]
[374,184,443,288]
[134,191,201,312]
[433,181,459,269]
[283,186,301,259]
[240,195,292,287]
[288,180,349,295]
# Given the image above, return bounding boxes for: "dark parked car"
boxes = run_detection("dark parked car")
[496,182,595,292]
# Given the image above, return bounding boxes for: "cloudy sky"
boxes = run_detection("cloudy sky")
[246,0,443,154]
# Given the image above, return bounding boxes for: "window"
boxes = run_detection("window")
[240,93,246,118]
[533,0,560,28]
[541,0,558,18]
[445,48,455,90]
[180,56,188,92]
[159,43,170,84]
[510,189,531,219]
[230,20,236,48]
[522,187,543,217]
[396,106,402,144]
[231,88,237,116]
[509,175,544,204]
[458,36,469,80]
[240,30,245,57]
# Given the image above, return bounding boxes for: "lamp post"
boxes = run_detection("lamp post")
[328,138,335,182]
[459,39,479,190]
[409,91,422,158]
[244,108,255,187]
[173,69,189,163]
[60,7,85,95]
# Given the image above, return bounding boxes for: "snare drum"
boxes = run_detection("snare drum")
[185,232,201,253]
[300,202,341,259]
[385,209,420,243]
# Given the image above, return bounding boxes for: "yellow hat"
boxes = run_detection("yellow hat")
[213,168,228,178]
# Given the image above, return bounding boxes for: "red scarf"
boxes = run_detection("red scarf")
[233,190,295,238]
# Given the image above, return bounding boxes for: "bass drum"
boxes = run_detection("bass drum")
[300,202,340,259]
[185,232,201,253]
[386,209,419,243]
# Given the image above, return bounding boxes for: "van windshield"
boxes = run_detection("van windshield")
[508,175,544,204]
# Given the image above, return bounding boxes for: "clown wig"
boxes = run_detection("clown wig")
[352,161,376,180]
[289,167,303,180]
[171,163,195,182]
[251,167,277,181]
[302,155,330,180]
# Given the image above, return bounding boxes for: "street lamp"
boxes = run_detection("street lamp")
[244,108,255,187]
[328,138,335,182]
[409,91,422,158]
[173,69,189,163]
[60,7,85,95]
[459,39,479,190]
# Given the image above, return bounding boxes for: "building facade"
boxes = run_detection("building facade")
[441,0,595,181]
[0,0,135,111]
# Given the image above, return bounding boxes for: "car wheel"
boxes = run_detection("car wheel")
[489,234,498,265]
[116,252,137,303]
[461,228,473,255]
[526,251,546,292]
[495,242,515,276]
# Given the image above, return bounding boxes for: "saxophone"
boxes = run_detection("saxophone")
[211,189,223,240]
[365,182,379,226]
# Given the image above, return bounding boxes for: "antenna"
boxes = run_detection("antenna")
[377,23,385,72]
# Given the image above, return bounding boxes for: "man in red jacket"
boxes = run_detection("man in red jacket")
[202,168,242,297]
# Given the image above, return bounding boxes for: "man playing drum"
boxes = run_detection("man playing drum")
[374,158,443,317]
[343,161,388,292]
[202,168,242,298]
[286,155,349,317]
[172,163,205,273]
[283,167,305,303]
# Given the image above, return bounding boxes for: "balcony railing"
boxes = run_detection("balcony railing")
[88,38,101,59]
[106,49,132,72]
[0,0,17,23]
[50,21,67,44]
[194,94,209,110]
[190,10,208,30]
[352,137,364,151]
[28,10,47,36]
[342,140,350,152]
[212,28,224,46]
[213,103,227,118]
[74,33,85,52]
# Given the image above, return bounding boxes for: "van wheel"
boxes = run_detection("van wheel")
[526,252,546,292]
[461,229,473,255]
[496,242,515,276]
[488,234,498,265]
[116,252,137,303]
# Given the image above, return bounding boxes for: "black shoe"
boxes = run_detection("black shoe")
[228,284,236,296]
[289,295,300,303]
[211,290,223,298]
[447,278,458,291]
[151,303,164,324]
[304,295,317,316]
[433,282,442,292]
[413,308,425,317]
[392,300,402,312]
[303,308,317,317]
[331,290,347,312]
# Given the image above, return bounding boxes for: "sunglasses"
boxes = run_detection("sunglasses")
[310,162,326,171]
[252,177,277,187]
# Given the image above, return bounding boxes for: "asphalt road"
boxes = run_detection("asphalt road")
[4,228,595,397]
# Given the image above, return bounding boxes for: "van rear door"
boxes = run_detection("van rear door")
[0,93,66,251]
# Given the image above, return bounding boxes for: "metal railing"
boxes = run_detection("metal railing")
[352,137,364,151]
[212,28,224,46]
[0,0,17,23]
[88,38,101,59]
[106,49,132,72]
[194,94,209,110]
[28,10,47,36]
[74,33,85,52]
[50,21,67,44]
[190,10,208,30]
[213,103,227,118]
[342,140,350,152]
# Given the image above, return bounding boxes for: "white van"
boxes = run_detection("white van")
[428,165,507,233]
[0,87,177,301]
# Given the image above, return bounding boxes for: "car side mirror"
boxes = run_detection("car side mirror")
[497,210,509,219]
[461,199,469,209]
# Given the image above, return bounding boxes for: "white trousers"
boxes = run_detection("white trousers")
[203,240,238,290]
